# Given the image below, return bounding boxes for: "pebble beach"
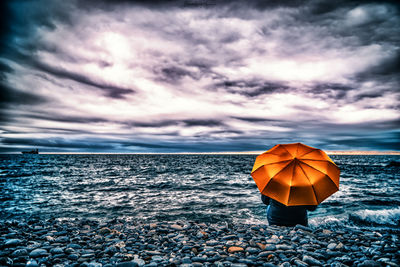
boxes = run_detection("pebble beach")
[1,218,399,267]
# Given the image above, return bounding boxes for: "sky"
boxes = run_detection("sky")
[0,0,399,153]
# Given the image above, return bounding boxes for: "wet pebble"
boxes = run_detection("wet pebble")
[29,248,48,258]
[4,239,24,247]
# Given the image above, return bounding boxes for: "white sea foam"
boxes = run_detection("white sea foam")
[309,215,347,228]
[350,207,400,226]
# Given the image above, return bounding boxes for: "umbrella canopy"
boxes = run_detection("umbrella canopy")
[251,143,340,206]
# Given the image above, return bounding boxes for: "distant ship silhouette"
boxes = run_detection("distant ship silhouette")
[21,149,39,154]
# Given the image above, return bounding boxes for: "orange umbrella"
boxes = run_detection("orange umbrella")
[251,143,340,206]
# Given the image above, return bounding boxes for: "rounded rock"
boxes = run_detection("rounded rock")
[11,248,28,257]
[5,239,23,247]
[29,248,48,258]
[116,261,139,267]
[328,243,337,250]
[357,260,380,267]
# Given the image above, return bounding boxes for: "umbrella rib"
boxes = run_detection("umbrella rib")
[300,158,336,165]
[252,159,291,173]
[259,159,292,167]
[297,162,319,204]
[297,148,318,158]
[300,159,331,163]
[286,159,297,205]
[261,160,293,193]
[298,161,327,176]
[281,145,294,157]
[264,151,283,156]
[299,161,339,191]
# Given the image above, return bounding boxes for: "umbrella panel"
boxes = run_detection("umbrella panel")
[252,160,292,194]
[252,152,292,173]
[300,159,340,187]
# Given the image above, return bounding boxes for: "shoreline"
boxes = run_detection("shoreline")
[1,151,400,155]
[1,218,399,267]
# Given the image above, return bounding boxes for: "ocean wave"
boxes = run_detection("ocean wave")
[309,215,347,229]
[349,208,400,227]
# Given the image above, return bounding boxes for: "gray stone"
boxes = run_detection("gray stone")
[303,255,322,266]
[182,257,192,264]
[330,262,346,267]
[293,259,308,267]
[11,248,28,257]
[68,254,79,260]
[152,255,163,262]
[55,236,69,243]
[26,259,39,267]
[266,238,280,244]
[258,251,273,258]
[5,239,23,247]
[181,245,191,251]
[29,248,48,258]
[357,260,380,267]
[238,259,255,265]
[67,243,82,249]
[192,256,207,262]
[246,247,259,254]
[133,257,145,266]
[294,224,312,232]
[116,262,139,267]
[64,247,75,254]
[276,244,292,250]
[279,262,291,267]
[105,245,117,255]
[291,236,300,242]
[50,247,64,254]
[145,250,162,255]
[221,235,236,240]
[327,243,337,250]
[88,262,102,267]
[265,244,276,251]
[206,240,219,246]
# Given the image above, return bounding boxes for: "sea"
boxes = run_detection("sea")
[1,154,399,231]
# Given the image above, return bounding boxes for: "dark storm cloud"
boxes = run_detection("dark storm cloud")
[0,61,13,76]
[183,119,224,127]
[231,117,282,123]
[156,65,197,83]
[355,50,400,83]
[32,61,135,99]
[0,83,47,107]
[25,113,110,124]
[215,80,291,97]
[0,1,72,54]
[76,0,309,9]
[127,119,225,128]
[323,133,400,151]
[2,137,116,150]
[310,83,353,100]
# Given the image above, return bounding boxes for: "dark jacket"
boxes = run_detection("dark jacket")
[261,195,317,227]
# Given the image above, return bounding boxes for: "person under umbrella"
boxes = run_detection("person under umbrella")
[251,143,340,227]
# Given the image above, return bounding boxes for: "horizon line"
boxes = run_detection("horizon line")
[2,150,400,155]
